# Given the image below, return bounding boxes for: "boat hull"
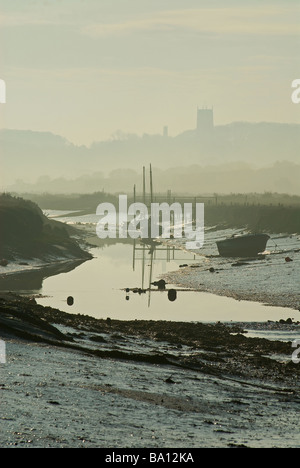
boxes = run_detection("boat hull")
[216,233,270,257]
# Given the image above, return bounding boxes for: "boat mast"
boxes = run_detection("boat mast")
[150,163,153,205]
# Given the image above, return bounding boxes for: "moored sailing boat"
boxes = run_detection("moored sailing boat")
[216,233,270,257]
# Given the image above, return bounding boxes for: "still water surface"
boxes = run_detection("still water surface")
[33,241,295,324]
[2,208,297,325]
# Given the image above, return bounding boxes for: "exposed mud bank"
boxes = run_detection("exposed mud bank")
[1,293,300,385]
[2,294,300,447]
[160,231,300,312]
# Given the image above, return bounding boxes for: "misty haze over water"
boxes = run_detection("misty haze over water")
[1,120,300,195]
[1,1,300,449]
[1,1,299,197]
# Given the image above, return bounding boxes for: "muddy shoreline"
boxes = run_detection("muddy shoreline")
[160,232,300,313]
[1,292,300,385]
[163,275,300,312]
[2,293,300,447]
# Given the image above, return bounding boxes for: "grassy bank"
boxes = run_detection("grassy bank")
[0,193,92,262]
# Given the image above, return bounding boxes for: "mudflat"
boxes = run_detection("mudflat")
[1,293,300,448]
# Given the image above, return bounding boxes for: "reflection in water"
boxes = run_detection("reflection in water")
[127,239,193,307]
[168,289,177,302]
[0,259,88,292]
[67,296,74,306]
[0,235,297,323]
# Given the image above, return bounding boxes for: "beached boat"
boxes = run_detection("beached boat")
[216,233,270,257]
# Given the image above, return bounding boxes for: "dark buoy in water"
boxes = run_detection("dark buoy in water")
[168,289,177,302]
[152,279,167,290]
[126,295,130,301]
[67,296,74,306]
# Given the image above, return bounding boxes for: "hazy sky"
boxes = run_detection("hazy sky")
[0,0,299,145]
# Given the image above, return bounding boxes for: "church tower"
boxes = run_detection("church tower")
[196,106,214,138]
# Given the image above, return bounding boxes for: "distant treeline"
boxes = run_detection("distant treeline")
[204,204,300,234]
[5,191,300,234]
[15,191,118,213]
[15,190,300,210]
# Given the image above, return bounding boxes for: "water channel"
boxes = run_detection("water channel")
[1,210,298,330]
